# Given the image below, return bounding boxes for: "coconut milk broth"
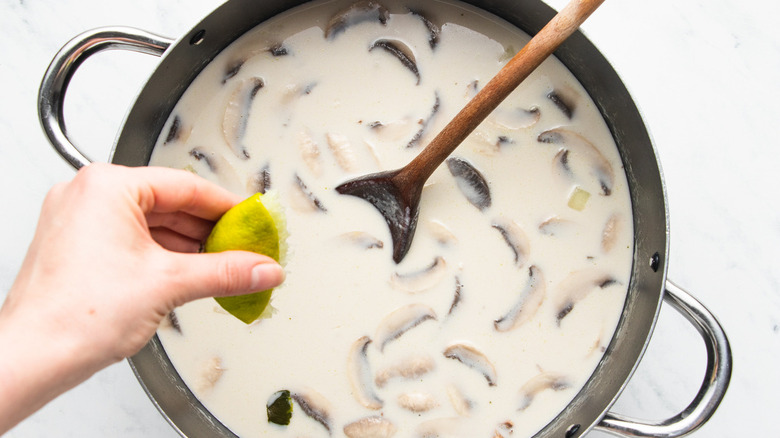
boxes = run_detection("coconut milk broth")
[150,0,634,436]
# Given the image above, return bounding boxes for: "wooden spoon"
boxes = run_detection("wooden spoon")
[336,0,605,263]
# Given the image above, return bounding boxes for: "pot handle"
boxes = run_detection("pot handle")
[594,280,732,438]
[38,27,173,170]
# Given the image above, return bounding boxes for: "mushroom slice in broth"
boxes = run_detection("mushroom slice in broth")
[407,92,440,148]
[486,106,540,131]
[343,416,397,438]
[340,231,384,249]
[369,38,420,85]
[554,269,619,325]
[517,373,571,411]
[222,77,264,159]
[188,147,242,191]
[375,354,436,388]
[491,218,530,268]
[547,88,576,119]
[446,383,474,417]
[324,0,390,39]
[247,162,271,194]
[348,336,383,409]
[297,130,322,177]
[426,219,457,246]
[375,304,437,352]
[443,342,497,386]
[390,256,447,294]
[494,265,545,332]
[601,213,624,253]
[196,356,224,393]
[537,127,615,196]
[290,174,328,213]
[446,274,464,317]
[327,132,359,172]
[447,157,491,211]
[416,417,468,438]
[398,391,439,413]
[291,388,333,434]
[409,8,441,49]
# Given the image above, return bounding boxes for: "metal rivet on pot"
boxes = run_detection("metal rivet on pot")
[649,252,661,272]
[565,423,581,437]
[190,29,206,46]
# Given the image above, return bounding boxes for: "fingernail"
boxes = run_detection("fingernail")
[251,263,285,290]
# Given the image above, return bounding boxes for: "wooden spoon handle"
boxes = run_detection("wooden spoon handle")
[401,0,605,183]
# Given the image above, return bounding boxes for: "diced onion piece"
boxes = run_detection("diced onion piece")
[568,186,590,211]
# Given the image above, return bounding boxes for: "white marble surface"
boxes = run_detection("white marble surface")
[0,0,777,436]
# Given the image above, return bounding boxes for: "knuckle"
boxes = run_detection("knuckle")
[214,256,247,295]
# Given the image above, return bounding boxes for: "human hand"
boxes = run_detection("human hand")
[0,163,285,433]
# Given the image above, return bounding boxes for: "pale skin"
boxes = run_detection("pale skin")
[0,163,285,434]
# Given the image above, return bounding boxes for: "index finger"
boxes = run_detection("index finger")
[126,165,243,221]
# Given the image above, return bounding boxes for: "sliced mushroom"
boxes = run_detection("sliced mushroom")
[344,416,397,438]
[554,269,618,325]
[409,9,441,49]
[487,106,540,131]
[416,417,466,437]
[375,304,437,352]
[517,373,571,410]
[390,256,447,294]
[348,336,383,409]
[196,356,224,393]
[398,392,439,413]
[601,213,623,253]
[222,77,264,159]
[426,219,457,246]
[282,82,318,103]
[291,388,333,434]
[189,147,242,190]
[298,130,322,177]
[369,39,420,85]
[537,128,615,196]
[447,157,491,211]
[494,420,515,437]
[547,89,575,119]
[491,218,530,268]
[553,148,571,175]
[269,43,289,56]
[494,265,546,332]
[327,132,359,172]
[290,174,327,213]
[447,275,464,316]
[443,342,497,386]
[248,162,271,194]
[188,147,218,173]
[368,119,417,142]
[375,354,436,388]
[341,231,384,249]
[222,59,245,84]
[446,384,474,417]
[325,0,390,39]
[538,215,573,236]
[407,92,440,148]
[163,115,184,145]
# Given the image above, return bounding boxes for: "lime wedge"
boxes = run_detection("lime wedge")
[204,191,287,323]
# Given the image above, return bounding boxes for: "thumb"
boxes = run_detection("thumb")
[166,251,285,303]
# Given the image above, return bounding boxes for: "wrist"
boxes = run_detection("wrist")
[0,303,109,434]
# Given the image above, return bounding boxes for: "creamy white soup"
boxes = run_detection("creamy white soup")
[150,0,634,436]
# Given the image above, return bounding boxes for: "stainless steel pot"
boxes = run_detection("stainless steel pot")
[37,0,732,436]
